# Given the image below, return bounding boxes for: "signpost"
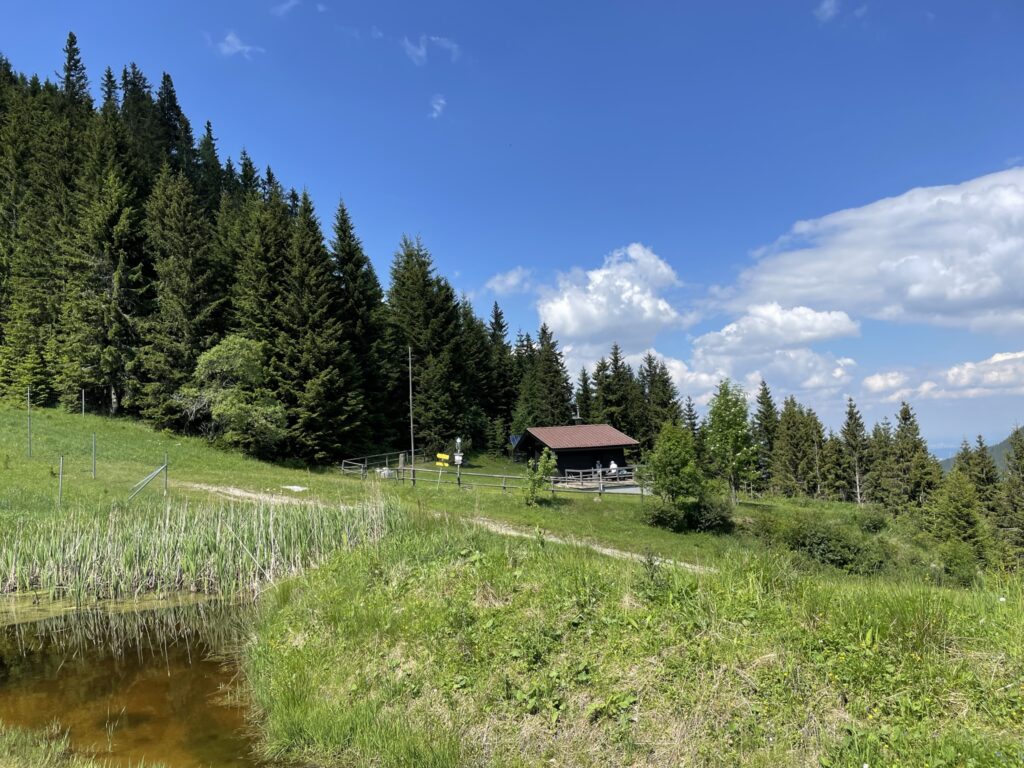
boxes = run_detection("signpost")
[435,452,450,468]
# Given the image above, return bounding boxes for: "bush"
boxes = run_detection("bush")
[783,518,886,575]
[857,507,889,534]
[690,479,735,533]
[524,448,557,506]
[646,479,734,534]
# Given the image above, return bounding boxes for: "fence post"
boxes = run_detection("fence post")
[81,388,85,416]
[92,433,96,479]
[26,386,32,458]
[58,455,63,507]
[457,462,461,490]
[163,453,169,497]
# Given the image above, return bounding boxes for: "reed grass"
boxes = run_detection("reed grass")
[0,489,398,602]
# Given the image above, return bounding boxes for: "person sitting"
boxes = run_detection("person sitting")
[608,460,618,478]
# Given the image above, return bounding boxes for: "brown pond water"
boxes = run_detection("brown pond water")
[0,601,261,767]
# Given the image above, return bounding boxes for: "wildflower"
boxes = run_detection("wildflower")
[999,596,1006,603]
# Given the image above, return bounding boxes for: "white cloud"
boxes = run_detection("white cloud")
[694,303,858,356]
[217,31,265,58]
[537,243,693,351]
[485,266,532,295]
[402,36,428,65]
[864,351,1024,402]
[863,371,908,393]
[814,0,841,22]
[371,26,384,40]
[725,168,1024,331]
[402,35,461,65]
[316,2,327,11]
[429,94,446,119]
[429,36,461,62]
[271,0,300,16]
[641,304,861,402]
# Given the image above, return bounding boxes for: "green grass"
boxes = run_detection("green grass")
[246,514,1024,767]
[0,722,130,768]
[5,407,1023,766]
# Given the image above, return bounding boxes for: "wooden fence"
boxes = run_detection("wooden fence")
[340,454,645,497]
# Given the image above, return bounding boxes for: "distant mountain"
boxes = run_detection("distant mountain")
[939,435,1012,473]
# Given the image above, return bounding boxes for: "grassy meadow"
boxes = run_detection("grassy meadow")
[1,406,1022,766]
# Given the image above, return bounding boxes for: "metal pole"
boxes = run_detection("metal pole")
[81,388,85,416]
[163,452,168,497]
[408,345,416,487]
[27,386,32,458]
[58,456,63,507]
[92,433,96,479]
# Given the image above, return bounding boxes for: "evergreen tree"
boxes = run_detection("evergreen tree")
[383,236,462,452]
[232,177,291,345]
[970,435,1001,516]
[154,73,194,176]
[750,379,778,494]
[511,324,572,433]
[681,394,703,462]
[56,167,142,414]
[864,418,897,509]
[996,426,1024,557]
[703,379,754,497]
[840,397,869,504]
[330,198,384,452]
[594,343,641,436]
[821,431,850,501]
[0,85,64,400]
[890,401,941,512]
[135,166,213,426]
[485,302,517,424]
[119,63,161,194]
[195,120,223,215]
[275,192,363,461]
[575,367,593,423]
[925,468,991,564]
[59,32,93,130]
[771,396,824,498]
[637,352,680,451]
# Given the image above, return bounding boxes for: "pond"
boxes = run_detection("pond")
[0,598,261,767]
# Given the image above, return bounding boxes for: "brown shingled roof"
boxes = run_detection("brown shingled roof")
[524,424,639,450]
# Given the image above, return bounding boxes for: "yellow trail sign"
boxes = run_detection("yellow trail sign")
[435,461,449,467]
[436,453,450,461]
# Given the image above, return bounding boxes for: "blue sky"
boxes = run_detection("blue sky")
[3,0,1024,452]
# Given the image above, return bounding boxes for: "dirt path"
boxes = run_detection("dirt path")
[177,482,714,574]
[177,482,318,506]
[466,516,716,574]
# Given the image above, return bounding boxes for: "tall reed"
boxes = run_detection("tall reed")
[0,486,398,602]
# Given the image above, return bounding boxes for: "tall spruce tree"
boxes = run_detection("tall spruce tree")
[329,198,384,452]
[135,166,213,426]
[997,426,1024,557]
[751,380,778,494]
[840,397,869,504]
[890,401,941,511]
[232,176,291,345]
[0,84,64,401]
[195,120,223,215]
[275,192,363,461]
[511,324,572,433]
[56,167,142,414]
[154,73,194,176]
[485,302,517,424]
[637,352,681,451]
[575,367,593,423]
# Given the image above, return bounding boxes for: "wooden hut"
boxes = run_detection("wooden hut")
[515,424,639,475]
